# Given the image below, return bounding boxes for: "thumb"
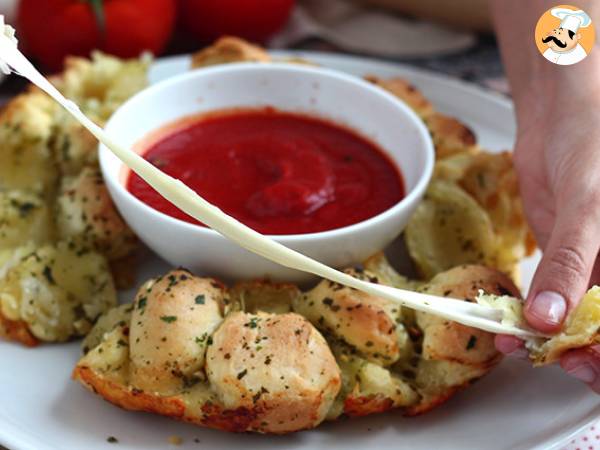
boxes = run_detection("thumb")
[525,203,600,334]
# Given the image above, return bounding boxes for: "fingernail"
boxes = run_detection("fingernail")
[528,291,567,326]
[566,363,597,384]
[507,348,529,360]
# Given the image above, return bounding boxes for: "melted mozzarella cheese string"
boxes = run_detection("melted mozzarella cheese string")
[0,18,541,337]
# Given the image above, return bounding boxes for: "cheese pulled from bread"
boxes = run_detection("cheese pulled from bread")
[477,286,600,365]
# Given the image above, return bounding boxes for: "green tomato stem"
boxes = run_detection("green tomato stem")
[84,0,106,36]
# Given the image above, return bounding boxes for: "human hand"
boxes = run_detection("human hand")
[495,82,600,393]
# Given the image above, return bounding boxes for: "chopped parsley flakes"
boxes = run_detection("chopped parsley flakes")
[466,335,477,350]
[137,297,147,309]
[42,265,55,285]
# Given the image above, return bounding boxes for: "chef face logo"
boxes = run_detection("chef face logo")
[535,5,595,65]
[542,27,580,52]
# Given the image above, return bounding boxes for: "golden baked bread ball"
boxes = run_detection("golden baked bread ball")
[206,311,341,433]
[56,166,137,262]
[0,91,56,193]
[129,270,226,394]
[0,189,53,249]
[364,75,435,119]
[295,268,410,365]
[191,36,271,68]
[0,239,116,343]
[425,112,478,159]
[407,264,520,414]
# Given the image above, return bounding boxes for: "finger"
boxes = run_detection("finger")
[526,201,600,334]
[494,335,529,360]
[560,345,600,394]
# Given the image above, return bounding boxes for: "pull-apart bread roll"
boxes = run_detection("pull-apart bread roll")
[74,262,525,432]
[206,311,341,433]
[0,90,56,194]
[0,239,116,345]
[478,286,600,366]
[295,268,411,366]
[191,36,271,69]
[364,76,434,119]
[364,70,534,283]
[52,51,150,175]
[0,52,150,345]
[56,166,138,263]
[74,269,341,433]
[0,190,53,249]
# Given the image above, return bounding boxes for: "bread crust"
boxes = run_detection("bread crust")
[191,36,271,68]
[0,312,39,347]
[426,113,477,159]
[364,75,434,119]
[74,264,525,433]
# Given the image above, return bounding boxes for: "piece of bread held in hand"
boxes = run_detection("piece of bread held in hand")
[478,286,600,365]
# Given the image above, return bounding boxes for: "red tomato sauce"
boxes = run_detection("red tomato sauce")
[127,109,404,235]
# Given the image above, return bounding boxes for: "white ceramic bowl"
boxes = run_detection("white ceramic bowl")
[99,63,434,283]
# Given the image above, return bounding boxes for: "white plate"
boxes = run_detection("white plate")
[0,51,597,450]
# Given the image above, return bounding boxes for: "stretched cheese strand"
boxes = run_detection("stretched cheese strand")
[0,18,541,337]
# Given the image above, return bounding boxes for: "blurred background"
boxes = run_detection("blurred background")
[0,0,506,102]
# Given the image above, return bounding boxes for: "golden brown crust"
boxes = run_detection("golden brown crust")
[425,264,521,301]
[73,364,328,434]
[191,36,271,69]
[364,75,435,118]
[425,112,477,159]
[199,403,261,433]
[0,311,39,347]
[108,253,139,290]
[404,387,460,416]
[73,365,187,418]
[344,395,394,417]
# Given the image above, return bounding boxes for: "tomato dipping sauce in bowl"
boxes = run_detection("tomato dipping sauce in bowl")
[99,63,434,282]
[127,108,405,235]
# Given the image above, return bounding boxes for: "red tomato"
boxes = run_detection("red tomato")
[17,0,177,71]
[179,0,294,43]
